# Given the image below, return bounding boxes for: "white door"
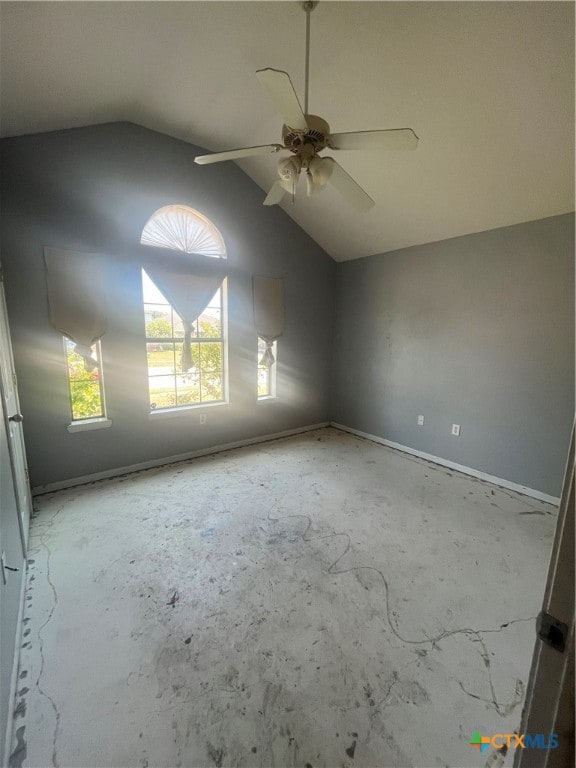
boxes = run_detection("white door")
[0,393,26,766]
[0,273,32,551]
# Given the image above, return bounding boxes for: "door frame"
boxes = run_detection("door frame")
[515,421,574,768]
[0,272,32,553]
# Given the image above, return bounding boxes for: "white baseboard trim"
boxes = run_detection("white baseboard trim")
[2,555,26,768]
[32,422,330,495]
[331,422,560,506]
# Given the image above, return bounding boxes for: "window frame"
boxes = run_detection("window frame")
[140,205,229,416]
[143,272,228,414]
[63,337,111,432]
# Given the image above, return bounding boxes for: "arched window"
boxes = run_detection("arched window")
[140,205,226,258]
[141,205,227,411]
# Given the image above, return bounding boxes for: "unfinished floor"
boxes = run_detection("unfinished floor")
[10,427,557,768]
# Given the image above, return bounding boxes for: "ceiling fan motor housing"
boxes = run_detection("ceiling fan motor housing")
[282,114,330,159]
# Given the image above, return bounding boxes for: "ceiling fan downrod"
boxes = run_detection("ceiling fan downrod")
[301,1,318,115]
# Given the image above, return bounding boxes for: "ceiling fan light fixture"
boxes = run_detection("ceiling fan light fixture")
[278,155,302,182]
[309,155,333,186]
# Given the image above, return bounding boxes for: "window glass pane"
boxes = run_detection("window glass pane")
[140,205,227,258]
[201,373,223,402]
[258,367,270,398]
[146,342,176,373]
[172,310,185,339]
[148,375,177,410]
[69,381,102,420]
[176,382,201,406]
[142,270,169,303]
[145,305,172,337]
[199,308,221,338]
[206,289,221,310]
[200,343,222,372]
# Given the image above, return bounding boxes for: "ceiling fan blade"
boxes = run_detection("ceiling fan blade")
[263,179,292,206]
[328,128,418,151]
[325,158,374,211]
[256,68,309,132]
[194,144,284,165]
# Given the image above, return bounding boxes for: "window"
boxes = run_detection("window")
[140,205,227,412]
[64,337,106,421]
[141,204,225,257]
[258,338,277,399]
[143,272,225,410]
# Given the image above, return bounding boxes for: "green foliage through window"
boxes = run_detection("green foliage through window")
[65,339,105,421]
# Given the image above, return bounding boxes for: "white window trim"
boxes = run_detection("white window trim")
[147,401,229,420]
[140,206,228,414]
[67,417,112,433]
[64,337,108,426]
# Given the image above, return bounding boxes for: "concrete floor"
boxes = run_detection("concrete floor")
[10,427,557,768]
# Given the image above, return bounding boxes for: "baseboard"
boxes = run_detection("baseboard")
[32,422,330,495]
[330,422,560,506]
[2,556,26,768]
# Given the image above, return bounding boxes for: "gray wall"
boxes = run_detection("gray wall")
[0,122,335,488]
[1,122,572,497]
[331,214,575,497]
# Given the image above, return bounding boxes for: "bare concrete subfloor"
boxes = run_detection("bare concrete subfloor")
[10,428,557,768]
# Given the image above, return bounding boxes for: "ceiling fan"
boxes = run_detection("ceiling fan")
[194,1,419,211]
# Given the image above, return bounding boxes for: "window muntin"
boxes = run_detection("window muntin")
[258,338,277,399]
[143,270,225,410]
[64,338,106,421]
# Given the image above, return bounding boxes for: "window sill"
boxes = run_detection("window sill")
[258,396,277,402]
[147,402,228,420]
[67,418,112,433]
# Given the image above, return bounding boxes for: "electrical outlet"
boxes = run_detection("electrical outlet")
[417,415,424,426]
[451,424,460,436]
[200,414,207,425]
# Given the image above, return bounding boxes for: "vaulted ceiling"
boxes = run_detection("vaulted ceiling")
[1,1,574,261]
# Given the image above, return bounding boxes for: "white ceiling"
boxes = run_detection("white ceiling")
[1,1,574,262]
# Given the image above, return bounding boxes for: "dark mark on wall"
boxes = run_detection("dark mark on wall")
[346,740,357,758]
[167,591,179,607]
